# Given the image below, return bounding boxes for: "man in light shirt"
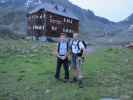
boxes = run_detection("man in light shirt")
[70,33,86,88]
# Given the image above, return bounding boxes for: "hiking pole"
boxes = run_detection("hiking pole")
[80,51,87,80]
[77,56,86,88]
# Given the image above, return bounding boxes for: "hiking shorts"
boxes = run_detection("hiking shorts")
[71,54,82,69]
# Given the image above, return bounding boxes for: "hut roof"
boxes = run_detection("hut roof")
[29,3,79,20]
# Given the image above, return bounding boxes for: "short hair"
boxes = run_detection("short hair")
[74,32,79,34]
[73,33,79,37]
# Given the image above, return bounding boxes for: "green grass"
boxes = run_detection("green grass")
[0,39,133,100]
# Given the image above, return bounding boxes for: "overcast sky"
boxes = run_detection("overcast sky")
[69,0,133,22]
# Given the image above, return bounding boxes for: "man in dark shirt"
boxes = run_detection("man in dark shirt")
[55,33,69,82]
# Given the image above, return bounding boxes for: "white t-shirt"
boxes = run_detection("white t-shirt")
[71,40,85,54]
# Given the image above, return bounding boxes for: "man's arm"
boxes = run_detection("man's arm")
[79,41,87,57]
[80,41,86,51]
[56,43,60,58]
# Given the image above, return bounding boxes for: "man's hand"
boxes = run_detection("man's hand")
[63,54,68,60]
[57,54,67,60]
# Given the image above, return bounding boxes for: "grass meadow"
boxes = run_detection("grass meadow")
[0,38,133,100]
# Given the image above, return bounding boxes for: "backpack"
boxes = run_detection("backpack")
[71,40,86,57]
[58,41,69,56]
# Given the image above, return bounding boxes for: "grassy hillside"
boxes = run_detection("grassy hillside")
[0,39,133,100]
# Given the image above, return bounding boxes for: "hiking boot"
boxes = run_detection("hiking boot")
[54,75,60,81]
[70,77,78,83]
[78,80,84,88]
[63,79,69,83]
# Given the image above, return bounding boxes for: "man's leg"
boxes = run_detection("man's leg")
[71,54,78,82]
[76,57,83,79]
[76,57,84,88]
[55,58,62,80]
[63,58,69,80]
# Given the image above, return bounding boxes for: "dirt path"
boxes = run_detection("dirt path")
[86,47,96,54]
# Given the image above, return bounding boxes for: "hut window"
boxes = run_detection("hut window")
[68,29,70,33]
[69,29,71,33]
[66,28,69,32]
[37,26,39,30]
[55,26,57,31]
[34,26,36,29]
[55,26,57,30]
[70,19,73,23]
[69,19,71,23]
[63,28,70,32]
[67,19,71,23]
[67,19,69,23]
[43,14,46,18]
[71,30,74,33]
[42,26,45,30]
[51,26,57,31]
[35,15,38,19]
[50,15,52,19]
[40,15,43,19]
[70,29,73,33]
[33,26,34,30]
[36,26,38,29]
[52,26,54,30]
[35,15,37,19]
[64,18,65,22]
[35,25,38,29]
[38,26,40,30]
[37,25,39,29]
[39,26,42,30]
[63,28,65,32]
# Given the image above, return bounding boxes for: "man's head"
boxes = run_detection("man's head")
[73,33,79,39]
[59,33,66,41]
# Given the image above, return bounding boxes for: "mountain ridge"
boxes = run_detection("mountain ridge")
[0,0,132,41]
